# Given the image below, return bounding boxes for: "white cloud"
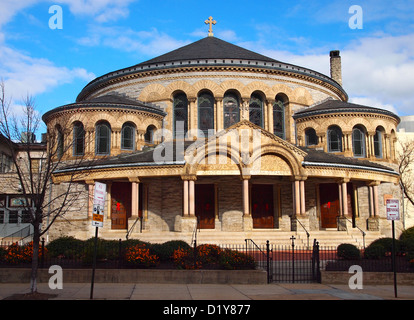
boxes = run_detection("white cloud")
[78,26,190,57]
[0,45,95,112]
[249,33,414,117]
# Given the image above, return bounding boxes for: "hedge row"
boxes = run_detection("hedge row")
[0,237,256,270]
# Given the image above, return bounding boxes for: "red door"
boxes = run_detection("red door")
[195,184,215,229]
[251,184,274,228]
[319,183,339,228]
[111,182,131,229]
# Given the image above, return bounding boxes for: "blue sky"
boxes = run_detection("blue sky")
[1,0,414,136]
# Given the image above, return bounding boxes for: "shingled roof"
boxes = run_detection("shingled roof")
[137,36,280,65]
[42,93,166,122]
[293,99,400,122]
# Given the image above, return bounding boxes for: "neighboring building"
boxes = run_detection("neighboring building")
[0,133,46,244]
[41,31,403,246]
[397,116,414,230]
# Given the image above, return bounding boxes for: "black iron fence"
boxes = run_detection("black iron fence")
[1,238,413,283]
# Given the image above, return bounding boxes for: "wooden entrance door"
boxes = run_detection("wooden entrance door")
[320,183,340,228]
[195,184,215,229]
[251,184,274,228]
[111,182,131,229]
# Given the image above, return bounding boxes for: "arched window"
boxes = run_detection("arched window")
[273,100,285,138]
[327,125,342,152]
[305,128,318,146]
[223,92,240,129]
[73,122,85,156]
[198,92,215,136]
[352,125,366,157]
[121,122,135,150]
[56,125,64,159]
[173,93,188,138]
[144,125,156,144]
[95,121,111,155]
[374,128,383,158]
[249,93,263,128]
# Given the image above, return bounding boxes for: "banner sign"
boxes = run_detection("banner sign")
[92,182,106,227]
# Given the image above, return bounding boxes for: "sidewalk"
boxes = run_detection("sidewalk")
[1,282,414,300]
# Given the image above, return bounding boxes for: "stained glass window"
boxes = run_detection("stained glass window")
[223,92,240,128]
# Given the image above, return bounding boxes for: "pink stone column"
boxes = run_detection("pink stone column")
[342,182,348,216]
[294,180,300,216]
[183,180,189,216]
[243,179,249,216]
[300,180,306,215]
[131,182,139,218]
[373,184,379,217]
[189,180,195,216]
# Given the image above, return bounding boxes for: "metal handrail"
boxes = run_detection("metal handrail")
[294,217,310,248]
[343,216,366,249]
[126,216,142,240]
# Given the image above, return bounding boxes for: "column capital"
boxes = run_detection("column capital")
[181,174,197,181]
[128,177,140,183]
[367,180,381,187]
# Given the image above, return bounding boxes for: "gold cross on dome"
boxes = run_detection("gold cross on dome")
[205,16,216,37]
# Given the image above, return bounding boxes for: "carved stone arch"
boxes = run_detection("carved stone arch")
[138,83,167,102]
[117,113,139,128]
[184,142,243,176]
[321,117,347,131]
[347,118,371,132]
[250,143,304,177]
[220,80,246,97]
[92,112,117,128]
[272,83,294,98]
[244,81,273,99]
[166,81,196,99]
[192,80,221,96]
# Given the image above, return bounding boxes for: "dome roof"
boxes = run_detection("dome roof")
[76,37,347,102]
[137,36,280,65]
[293,99,400,122]
[42,93,166,122]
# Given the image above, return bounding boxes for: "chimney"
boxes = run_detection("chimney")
[330,50,342,86]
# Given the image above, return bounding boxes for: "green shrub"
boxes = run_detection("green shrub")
[46,236,84,259]
[337,243,360,260]
[399,227,414,256]
[218,249,256,270]
[369,238,401,253]
[151,240,191,262]
[364,243,387,259]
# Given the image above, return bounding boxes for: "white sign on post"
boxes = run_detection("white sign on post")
[386,199,400,221]
[92,182,106,227]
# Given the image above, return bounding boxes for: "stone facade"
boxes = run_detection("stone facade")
[39,36,404,245]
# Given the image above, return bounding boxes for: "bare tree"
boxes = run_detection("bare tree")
[0,81,93,294]
[398,138,414,207]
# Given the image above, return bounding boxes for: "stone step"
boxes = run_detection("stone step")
[100,228,383,248]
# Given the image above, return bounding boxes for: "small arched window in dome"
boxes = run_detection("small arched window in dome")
[273,100,285,139]
[121,123,135,150]
[305,128,318,146]
[95,121,111,155]
[352,125,366,157]
[374,128,383,159]
[73,122,85,156]
[249,93,263,128]
[173,93,188,138]
[327,125,342,153]
[198,92,215,137]
[223,92,240,129]
[145,125,157,144]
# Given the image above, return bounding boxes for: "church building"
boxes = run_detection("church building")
[42,20,402,246]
